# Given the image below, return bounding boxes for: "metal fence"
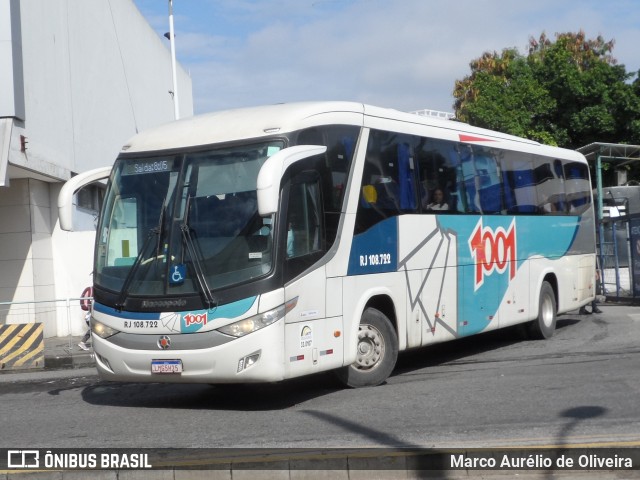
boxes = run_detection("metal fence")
[0,297,90,338]
[597,213,640,300]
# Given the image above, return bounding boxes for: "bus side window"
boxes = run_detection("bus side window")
[295,125,358,248]
[355,130,419,233]
[287,184,320,258]
[416,140,457,214]
[564,161,591,214]
[284,173,324,282]
[502,153,539,214]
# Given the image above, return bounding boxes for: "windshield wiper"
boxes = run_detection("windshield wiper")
[181,195,217,309]
[115,200,169,311]
[114,226,160,311]
[155,198,167,258]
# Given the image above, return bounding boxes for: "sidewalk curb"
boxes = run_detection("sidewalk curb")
[44,352,95,370]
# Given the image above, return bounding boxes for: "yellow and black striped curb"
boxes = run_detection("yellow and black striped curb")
[0,323,44,371]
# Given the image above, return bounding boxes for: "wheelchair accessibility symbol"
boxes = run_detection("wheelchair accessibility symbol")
[170,264,186,285]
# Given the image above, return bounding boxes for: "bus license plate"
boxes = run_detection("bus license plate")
[151,359,183,374]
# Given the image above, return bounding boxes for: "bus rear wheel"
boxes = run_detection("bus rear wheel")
[527,281,557,339]
[335,307,398,388]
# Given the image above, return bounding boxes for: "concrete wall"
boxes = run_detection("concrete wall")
[0,0,193,337]
[8,0,193,177]
[0,179,54,335]
[0,0,25,121]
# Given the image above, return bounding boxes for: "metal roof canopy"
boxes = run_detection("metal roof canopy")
[578,142,640,164]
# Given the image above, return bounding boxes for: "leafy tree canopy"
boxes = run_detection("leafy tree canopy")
[453,31,640,149]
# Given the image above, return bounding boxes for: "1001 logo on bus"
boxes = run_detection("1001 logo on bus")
[468,218,517,291]
[184,312,207,327]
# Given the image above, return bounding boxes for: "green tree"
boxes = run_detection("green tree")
[454,50,558,145]
[453,31,640,149]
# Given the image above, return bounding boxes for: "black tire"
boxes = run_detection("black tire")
[527,281,557,339]
[335,307,398,388]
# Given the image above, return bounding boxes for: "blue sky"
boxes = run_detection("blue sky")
[133,0,640,116]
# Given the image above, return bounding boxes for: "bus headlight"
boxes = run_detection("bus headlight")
[91,318,120,339]
[217,297,298,338]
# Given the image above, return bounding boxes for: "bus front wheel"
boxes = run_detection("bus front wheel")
[527,281,557,339]
[335,307,398,388]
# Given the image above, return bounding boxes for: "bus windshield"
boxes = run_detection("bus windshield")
[95,141,284,301]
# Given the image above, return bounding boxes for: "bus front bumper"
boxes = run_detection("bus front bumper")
[91,324,285,384]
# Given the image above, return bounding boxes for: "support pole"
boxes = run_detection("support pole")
[168,0,180,120]
[596,151,605,290]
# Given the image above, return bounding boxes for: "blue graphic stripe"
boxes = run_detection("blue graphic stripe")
[180,296,257,333]
[211,296,257,319]
[348,217,398,275]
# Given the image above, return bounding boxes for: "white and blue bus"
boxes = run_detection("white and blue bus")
[61,102,596,387]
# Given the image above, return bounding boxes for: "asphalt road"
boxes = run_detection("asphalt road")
[1,305,639,450]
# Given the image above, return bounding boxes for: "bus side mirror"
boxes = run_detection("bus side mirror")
[58,166,112,231]
[257,145,327,215]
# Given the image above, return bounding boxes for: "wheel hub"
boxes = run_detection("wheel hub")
[355,324,385,371]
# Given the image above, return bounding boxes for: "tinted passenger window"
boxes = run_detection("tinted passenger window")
[353,128,592,234]
[284,173,324,282]
[356,130,418,233]
[416,139,456,212]
[564,162,592,214]
[502,152,538,213]
[295,125,359,247]
[535,158,567,214]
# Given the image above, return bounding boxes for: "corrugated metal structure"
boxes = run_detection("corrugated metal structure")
[578,143,640,300]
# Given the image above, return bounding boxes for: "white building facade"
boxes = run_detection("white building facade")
[0,0,193,337]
